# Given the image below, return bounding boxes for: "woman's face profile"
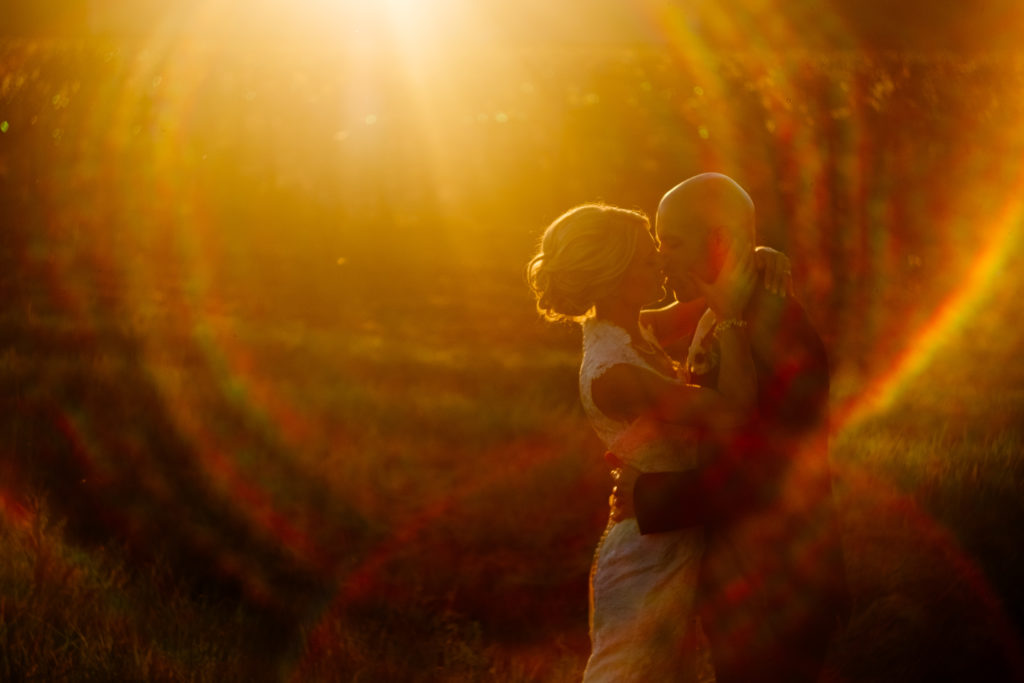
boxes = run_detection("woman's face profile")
[617,228,666,307]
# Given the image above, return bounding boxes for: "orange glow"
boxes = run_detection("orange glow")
[4,0,1024,679]
[834,187,1024,431]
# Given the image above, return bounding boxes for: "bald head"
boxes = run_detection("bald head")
[655,173,756,301]
[657,173,755,246]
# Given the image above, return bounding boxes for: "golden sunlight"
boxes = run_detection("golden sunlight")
[88,0,486,49]
[4,0,1024,680]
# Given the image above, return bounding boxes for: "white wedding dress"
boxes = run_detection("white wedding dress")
[579,317,708,683]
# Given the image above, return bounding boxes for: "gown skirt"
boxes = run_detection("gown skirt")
[583,517,707,683]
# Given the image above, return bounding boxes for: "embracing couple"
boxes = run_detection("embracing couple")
[528,173,850,682]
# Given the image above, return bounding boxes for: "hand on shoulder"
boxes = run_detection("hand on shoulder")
[753,246,793,297]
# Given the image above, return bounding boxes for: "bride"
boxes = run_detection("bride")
[527,203,778,681]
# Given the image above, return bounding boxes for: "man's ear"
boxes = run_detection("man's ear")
[707,227,731,277]
[709,227,723,249]
[709,226,727,259]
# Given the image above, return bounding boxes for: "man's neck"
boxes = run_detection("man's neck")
[638,298,707,348]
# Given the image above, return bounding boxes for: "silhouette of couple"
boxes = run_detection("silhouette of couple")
[528,173,850,682]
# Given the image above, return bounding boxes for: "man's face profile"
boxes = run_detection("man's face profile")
[656,223,712,303]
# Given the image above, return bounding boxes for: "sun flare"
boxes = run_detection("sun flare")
[5,0,1024,679]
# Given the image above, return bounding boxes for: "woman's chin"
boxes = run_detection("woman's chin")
[667,279,699,303]
[645,285,667,306]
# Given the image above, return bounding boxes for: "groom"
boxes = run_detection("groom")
[618,173,850,683]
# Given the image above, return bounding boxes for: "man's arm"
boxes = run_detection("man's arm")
[749,291,830,430]
[629,293,829,535]
[630,438,768,534]
[633,469,704,533]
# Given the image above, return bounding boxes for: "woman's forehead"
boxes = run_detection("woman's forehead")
[656,225,705,246]
[637,227,658,250]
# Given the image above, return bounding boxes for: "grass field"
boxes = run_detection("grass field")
[2,32,1024,682]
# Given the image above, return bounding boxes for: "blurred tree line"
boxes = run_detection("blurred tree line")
[2,40,1022,333]
[2,35,1023,626]
[4,0,1023,52]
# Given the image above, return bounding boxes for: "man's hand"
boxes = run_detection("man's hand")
[605,452,639,523]
[695,241,756,320]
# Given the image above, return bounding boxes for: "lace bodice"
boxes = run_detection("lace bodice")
[579,318,699,472]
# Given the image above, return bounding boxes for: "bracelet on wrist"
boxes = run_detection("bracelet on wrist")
[713,318,748,338]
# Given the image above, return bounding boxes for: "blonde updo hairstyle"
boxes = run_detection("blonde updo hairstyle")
[527,203,651,322]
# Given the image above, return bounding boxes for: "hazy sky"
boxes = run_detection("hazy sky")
[4,0,1022,51]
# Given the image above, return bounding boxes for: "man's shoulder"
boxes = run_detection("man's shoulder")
[747,288,817,335]
[745,290,831,425]
[747,290,828,365]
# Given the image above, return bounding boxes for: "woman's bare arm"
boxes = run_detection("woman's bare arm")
[594,243,758,434]
[640,246,792,348]
[692,242,758,423]
[591,362,753,434]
